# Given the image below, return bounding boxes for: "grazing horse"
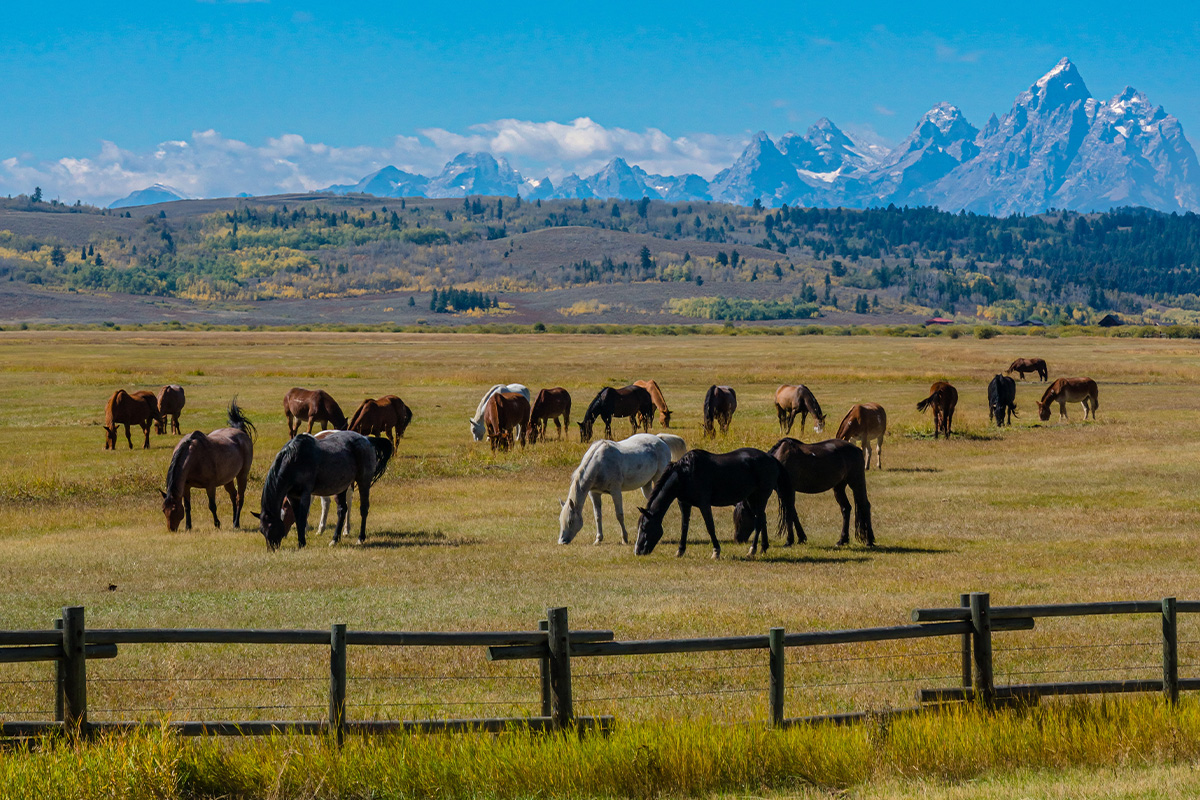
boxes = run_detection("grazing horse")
[702,385,737,437]
[634,448,799,559]
[470,384,530,441]
[836,403,887,470]
[283,387,348,438]
[632,380,672,427]
[774,384,825,435]
[528,388,572,444]
[156,385,186,435]
[916,381,958,439]
[256,431,393,550]
[559,433,687,545]
[1007,357,1048,382]
[349,395,412,446]
[1037,378,1099,422]
[160,401,255,531]
[578,386,653,442]
[988,375,1018,427]
[734,438,874,547]
[104,389,163,450]
[484,392,532,451]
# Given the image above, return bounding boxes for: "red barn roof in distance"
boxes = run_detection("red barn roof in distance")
[925,317,955,325]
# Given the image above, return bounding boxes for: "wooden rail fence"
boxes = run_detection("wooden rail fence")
[0,593,1194,739]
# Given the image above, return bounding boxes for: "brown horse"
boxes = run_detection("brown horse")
[349,395,412,446]
[633,380,672,427]
[916,381,958,439]
[1037,377,1099,421]
[484,392,532,451]
[578,386,653,442]
[702,385,737,437]
[104,389,163,449]
[1007,357,1048,381]
[774,384,825,435]
[528,388,571,444]
[160,401,256,531]
[284,387,348,438]
[836,403,887,469]
[156,384,186,435]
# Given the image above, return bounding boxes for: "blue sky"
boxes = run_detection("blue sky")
[3,1,1198,203]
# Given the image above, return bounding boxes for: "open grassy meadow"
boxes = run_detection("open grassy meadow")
[2,328,1200,795]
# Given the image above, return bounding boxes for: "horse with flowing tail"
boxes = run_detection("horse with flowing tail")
[256,431,393,550]
[734,437,874,547]
[702,385,737,437]
[988,375,1018,427]
[528,388,572,444]
[774,384,825,435]
[1037,377,1098,422]
[559,433,686,545]
[578,386,653,442]
[350,395,412,446]
[916,381,958,439]
[160,401,256,531]
[470,384,530,441]
[104,389,163,450]
[635,448,800,559]
[632,380,672,427]
[284,387,348,438]
[156,385,186,435]
[836,403,887,469]
[1007,357,1048,382]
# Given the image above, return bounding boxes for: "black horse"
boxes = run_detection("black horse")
[702,385,737,436]
[634,448,800,559]
[734,438,874,547]
[578,385,653,441]
[988,374,1017,426]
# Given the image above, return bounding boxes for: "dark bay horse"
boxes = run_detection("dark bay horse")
[104,389,163,449]
[256,431,393,550]
[774,384,825,435]
[284,387,348,438]
[634,448,799,559]
[1007,357,1048,382]
[702,385,737,437]
[579,386,653,442]
[528,388,571,443]
[836,403,887,470]
[916,381,958,439]
[734,438,874,547]
[349,395,412,446]
[633,380,672,427]
[485,391,532,450]
[988,375,1018,426]
[1037,377,1099,421]
[156,385,186,435]
[160,401,255,531]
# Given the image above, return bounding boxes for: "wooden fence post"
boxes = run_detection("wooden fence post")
[54,617,64,723]
[969,593,994,706]
[546,607,573,729]
[330,623,347,745]
[538,619,553,718]
[1162,597,1179,705]
[769,627,785,728]
[61,606,87,738]
[959,593,972,690]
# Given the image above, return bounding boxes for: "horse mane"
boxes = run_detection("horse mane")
[584,388,609,424]
[164,434,201,495]
[766,438,793,457]
[835,408,856,439]
[262,435,315,514]
[1038,382,1058,405]
[804,388,823,420]
[227,398,257,441]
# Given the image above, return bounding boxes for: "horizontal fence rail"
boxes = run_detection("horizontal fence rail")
[0,594,1196,741]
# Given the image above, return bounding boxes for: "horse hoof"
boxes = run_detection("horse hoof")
[328,539,338,547]
[711,551,721,560]
[676,550,685,558]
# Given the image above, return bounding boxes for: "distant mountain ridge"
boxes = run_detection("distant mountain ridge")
[108,183,191,209]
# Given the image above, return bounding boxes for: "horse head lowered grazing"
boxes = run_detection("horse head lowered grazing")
[104,389,164,450]
[774,384,824,435]
[916,382,958,439]
[350,394,413,446]
[283,387,348,438]
[1037,377,1098,422]
[578,386,653,442]
[160,400,256,531]
[470,384,529,441]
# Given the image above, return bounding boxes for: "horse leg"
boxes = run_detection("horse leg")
[676,503,691,558]
[589,491,604,544]
[172,415,181,435]
[611,490,630,545]
[183,491,192,531]
[799,410,807,435]
[777,406,786,435]
[833,484,852,546]
[206,486,221,528]
[356,485,369,544]
[698,505,721,559]
[293,494,311,549]
[123,423,133,449]
[329,491,348,544]
[875,437,884,470]
[316,496,331,536]
[230,479,244,529]
[286,412,295,438]
[307,419,316,434]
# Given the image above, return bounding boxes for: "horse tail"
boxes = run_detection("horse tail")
[774,465,800,544]
[847,456,873,544]
[367,436,394,485]
[702,385,716,433]
[916,392,936,413]
[227,397,257,441]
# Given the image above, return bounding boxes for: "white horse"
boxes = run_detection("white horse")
[558,433,687,545]
[470,384,530,441]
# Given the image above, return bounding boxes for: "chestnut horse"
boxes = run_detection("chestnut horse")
[1007,357,1048,382]
[470,384,530,441]
[774,384,825,435]
[104,389,163,449]
[284,387,348,438]
[349,395,412,446]
[156,385,186,435]
[836,403,887,470]
[1037,377,1098,421]
[528,388,571,444]
[485,391,532,450]
[702,385,737,437]
[579,386,653,442]
[988,375,1017,426]
[160,401,256,531]
[632,380,672,427]
[916,381,958,439]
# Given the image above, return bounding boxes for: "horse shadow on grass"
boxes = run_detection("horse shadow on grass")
[357,529,481,549]
[885,466,942,473]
